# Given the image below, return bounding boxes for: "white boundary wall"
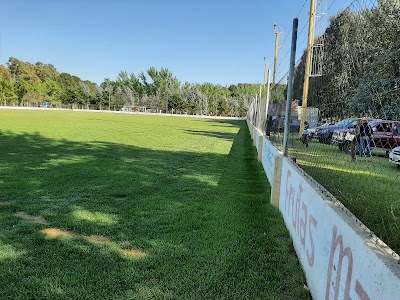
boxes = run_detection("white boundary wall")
[246,121,400,300]
[280,159,400,299]
[261,137,282,184]
[255,129,263,152]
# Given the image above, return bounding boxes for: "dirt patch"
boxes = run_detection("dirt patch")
[14,211,48,225]
[84,235,112,244]
[41,228,73,238]
[40,228,146,259]
[119,248,148,258]
[40,228,112,245]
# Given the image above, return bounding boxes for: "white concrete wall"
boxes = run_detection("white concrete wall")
[279,158,400,300]
[261,138,282,184]
[255,129,262,153]
[248,123,282,184]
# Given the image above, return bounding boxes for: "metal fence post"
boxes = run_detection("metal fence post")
[283,18,299,157]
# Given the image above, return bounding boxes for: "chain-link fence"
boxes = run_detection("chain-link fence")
[250,0,400,254]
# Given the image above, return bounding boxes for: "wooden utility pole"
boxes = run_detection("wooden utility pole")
[300,0,316,134]
[273,23,281,85]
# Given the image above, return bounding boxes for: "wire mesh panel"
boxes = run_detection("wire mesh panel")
[289,0,400,254]
[266,74,290,151]
[249,0,400,255]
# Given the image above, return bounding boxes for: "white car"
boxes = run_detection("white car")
[389,146,400,168]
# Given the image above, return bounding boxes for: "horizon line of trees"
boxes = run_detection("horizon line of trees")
[0,57,287,117]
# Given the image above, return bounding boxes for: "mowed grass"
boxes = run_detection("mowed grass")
[0,110,310,300]
[288,137,400,254]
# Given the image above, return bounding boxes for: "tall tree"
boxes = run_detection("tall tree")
[0,80,17,103]
[43,79,62,103]
[34,62,59,82]
[0,65,12,81]
[7,57,41,83]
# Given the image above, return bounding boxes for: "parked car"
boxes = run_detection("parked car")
[370,120,400,151]
[331,119,372,152]
[332,119,400,154]
[317,118,356,144]
[389,146,400,168]
[307,127,316,139]
[313,122,334,141]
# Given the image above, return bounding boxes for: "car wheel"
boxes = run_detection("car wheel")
[355,142,360,154]
[343,141,351,154]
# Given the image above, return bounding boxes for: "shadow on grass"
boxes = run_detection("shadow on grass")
[184,129,238,141]
[0,126,309,300]
[203,118,244,128]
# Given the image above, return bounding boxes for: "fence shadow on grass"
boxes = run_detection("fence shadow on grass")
[0,127,310,300]
[184,129,238,141]
[204,118,244,128]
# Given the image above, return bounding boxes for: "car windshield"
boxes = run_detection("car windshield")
[318,123,332,128]
[348,120,358,127]
[335,118,354,126]
[369,119,382,127]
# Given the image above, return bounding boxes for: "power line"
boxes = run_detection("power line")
[297,0,309,18]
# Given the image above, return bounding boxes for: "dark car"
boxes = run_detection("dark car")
[316,118,356,144]
[314,122,334,142]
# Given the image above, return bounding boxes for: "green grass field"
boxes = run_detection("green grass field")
[287,137,400,255]
[0,110,310,300]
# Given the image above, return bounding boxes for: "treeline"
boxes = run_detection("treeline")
[0,57,271,116]
[293,0,400,120]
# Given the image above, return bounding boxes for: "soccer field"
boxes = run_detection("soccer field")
[0,110,310,299]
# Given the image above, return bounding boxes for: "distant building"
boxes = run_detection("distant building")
[268,99,319,128]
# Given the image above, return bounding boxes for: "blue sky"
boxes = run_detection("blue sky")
[0,0,354,86]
